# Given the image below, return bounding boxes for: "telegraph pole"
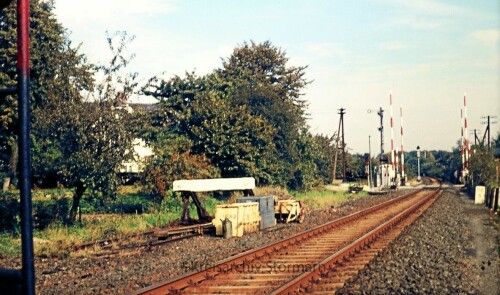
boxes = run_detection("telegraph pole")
[339,108,346,181]
[400,106,405,185]
[471,129,481,146]
[481,115,498,151]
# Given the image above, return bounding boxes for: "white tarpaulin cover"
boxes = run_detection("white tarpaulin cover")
[173,177,256,192]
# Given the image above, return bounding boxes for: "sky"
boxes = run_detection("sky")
[54,0,500,154]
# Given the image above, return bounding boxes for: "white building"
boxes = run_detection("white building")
[120,138,154,174]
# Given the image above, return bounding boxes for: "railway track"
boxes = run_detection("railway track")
[132,188,442,295]
[74,223,215,256]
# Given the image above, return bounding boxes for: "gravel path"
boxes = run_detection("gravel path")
[338,186,499,295]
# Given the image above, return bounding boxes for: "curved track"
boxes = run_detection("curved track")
[132,189,441,295]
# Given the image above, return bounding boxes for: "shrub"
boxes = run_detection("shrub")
[0,192,20,233]
[144,150,220,200]
[33,196,70,229]
[1,191,71,231]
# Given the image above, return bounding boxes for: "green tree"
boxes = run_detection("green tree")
[33,102,134,222]
[310,134,336,184]
[188,91,277,183]
[466,132,499,189]
[144,41,338,191]
[287,130,319,191]
[142,71,208,137]
[345,153,366,181]
[468,146,496,189]
[92,31,138,105]
[144,71,279,185]
[216,41,311,186]
[30,31,139,222]
[143,134,219,199]
[1,0,93,189]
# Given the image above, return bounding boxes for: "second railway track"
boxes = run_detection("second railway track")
[133,188,442,295]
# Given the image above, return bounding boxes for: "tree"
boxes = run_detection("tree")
[30,31,139,222]
[345,153,366,181]
[144,69,281,183]
[216,41,311,186]
[468,146,496,188]
[467,133,499,189]
[91,31,138,105]
[188,91,278,183]
[144,135,219,199]
[143,41,330,190]
[287,130,319,191]
[310,134,336,184]
[142,71,208,137]
[0,0,94,189]
[33,101,134,222]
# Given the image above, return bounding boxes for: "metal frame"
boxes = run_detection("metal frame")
[0,1,35,294]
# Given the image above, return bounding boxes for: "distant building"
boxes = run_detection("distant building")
[119,138,154,174]
[115,101,157,183]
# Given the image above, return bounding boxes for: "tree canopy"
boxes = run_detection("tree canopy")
[1,1,136,222]
[1,0,94,185]
[142,41,328,191]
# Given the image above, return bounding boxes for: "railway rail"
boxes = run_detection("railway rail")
[132,188,442,295]
[75,223,215,256]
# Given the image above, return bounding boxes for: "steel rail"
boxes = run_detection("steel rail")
[271,189,442,294]
[132,189,424,295]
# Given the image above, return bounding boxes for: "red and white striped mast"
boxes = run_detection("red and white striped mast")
[400,106,405,184]
[464,93,470,172]
[395,147,399,180]
[390,92,394,171]
[461,108,465,176]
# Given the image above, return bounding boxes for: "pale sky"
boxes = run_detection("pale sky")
[54,0,500,154]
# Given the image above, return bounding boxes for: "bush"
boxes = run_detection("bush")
[1,191,71,231]
[0,192,20,233]
[144,150,220,200]
[33,197,70,229]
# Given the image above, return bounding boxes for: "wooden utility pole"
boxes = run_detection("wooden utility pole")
[340,108,346,181]
[332,108,346,183]
[481,115,498,151]
[368,135,372,188]
[332,132,339,183]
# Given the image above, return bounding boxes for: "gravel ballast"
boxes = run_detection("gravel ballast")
[2,187,498,294]
[10,193,400,294]
[338,187,499,295]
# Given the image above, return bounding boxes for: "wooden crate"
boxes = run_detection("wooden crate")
[213,202,260,237]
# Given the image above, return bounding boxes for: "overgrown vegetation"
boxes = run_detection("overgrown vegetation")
[466,132,500,193]
[292,189,366,210]
[0,185,364,258]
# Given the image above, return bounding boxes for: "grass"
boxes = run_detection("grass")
[292,189,367,210]
[0,185,367,258]
[0,232,21,257]
[30,215,154,258]
[0,188,229,258]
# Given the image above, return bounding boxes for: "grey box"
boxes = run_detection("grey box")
[237,195,276,230]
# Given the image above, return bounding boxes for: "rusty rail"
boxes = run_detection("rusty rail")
[75,223,214,255]
[271,189,442,294]
[132,189,434,295]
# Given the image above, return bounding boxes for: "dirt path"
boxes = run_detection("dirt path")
[460,191,499,295]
